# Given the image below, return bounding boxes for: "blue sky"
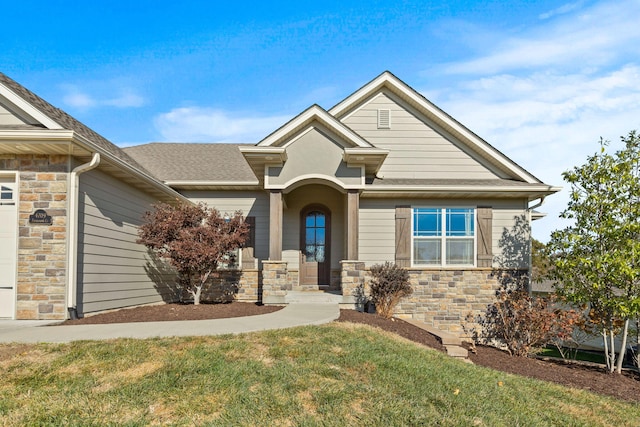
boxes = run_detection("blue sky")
[2,0,640,241]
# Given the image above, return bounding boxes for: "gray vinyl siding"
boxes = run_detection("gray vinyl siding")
[359,198,529,268]
[492,207,531,269]
[0,102,28,125]
[181,190,270,263]
[341,92,504,179]
[77,169,174,314]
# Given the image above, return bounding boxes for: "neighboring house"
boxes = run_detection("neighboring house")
[0,71,559,333]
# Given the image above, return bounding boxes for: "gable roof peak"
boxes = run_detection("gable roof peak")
[256,102,373,149]
[330,71,543,184]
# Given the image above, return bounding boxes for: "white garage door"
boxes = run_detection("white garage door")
[0,175,17,318]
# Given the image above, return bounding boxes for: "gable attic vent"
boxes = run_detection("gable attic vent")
[377,109,390,129]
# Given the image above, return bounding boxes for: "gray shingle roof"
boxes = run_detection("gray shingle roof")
[0,72,153,176]
[123,143,257,182]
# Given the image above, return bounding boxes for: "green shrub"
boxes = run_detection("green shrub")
[369,262,412,319]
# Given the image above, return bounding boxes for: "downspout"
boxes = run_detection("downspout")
[67,153,100,319]
[528,196,546,212]
[526,196,546,293]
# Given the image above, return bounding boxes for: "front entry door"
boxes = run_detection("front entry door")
[300,205,331,287]
[0,176,17,318]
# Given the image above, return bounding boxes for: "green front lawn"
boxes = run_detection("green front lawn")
[1,323,638,426]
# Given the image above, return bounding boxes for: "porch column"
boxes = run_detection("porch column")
[269,190,283,260]
[346,190,359,260]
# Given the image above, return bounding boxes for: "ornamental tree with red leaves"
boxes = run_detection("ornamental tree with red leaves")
[138,202,248,305]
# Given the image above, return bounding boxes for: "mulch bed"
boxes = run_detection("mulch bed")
[60,303,639,402]
[59,302,282,325]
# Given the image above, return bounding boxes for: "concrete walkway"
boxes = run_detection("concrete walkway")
[0,303,340,344]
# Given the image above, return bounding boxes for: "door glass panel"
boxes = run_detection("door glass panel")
[306,229,315,245]
[304,211,326,262]
[306,215,315,227]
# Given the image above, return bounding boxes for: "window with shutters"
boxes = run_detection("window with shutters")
[219,216,255,270]
[412,208,475,266]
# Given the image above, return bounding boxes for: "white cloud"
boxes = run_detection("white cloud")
[63,91,96,108]
[423,0,640,241]
[428,66,640,241]
[439,0,640,75]
[60,84,145,110]
[104,91,145,108]
[154,107,291,143]
[539,1,585,20]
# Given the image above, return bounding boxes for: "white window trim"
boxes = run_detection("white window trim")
[411,206,477,268]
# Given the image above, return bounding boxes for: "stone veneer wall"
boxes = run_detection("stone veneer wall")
[339,264,520,336]
[261,261,290,304]
[394,269,504,334]
[0,154,70,320]
[204,269,260,303]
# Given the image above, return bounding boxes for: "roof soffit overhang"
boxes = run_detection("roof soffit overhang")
[329,71,544,185]
[0,129,90,156]
[342,147,388,176]
[361,184,561,201]
[0,129,188,202]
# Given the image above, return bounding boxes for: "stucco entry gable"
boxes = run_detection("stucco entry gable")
[266,127,364,192]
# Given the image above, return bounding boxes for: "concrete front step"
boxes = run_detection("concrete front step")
[403,319,462,346]
[445,345,469,359]
[284,291,343,304]
[402,318,470,361]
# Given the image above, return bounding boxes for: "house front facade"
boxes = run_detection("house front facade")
[0,71,558,333]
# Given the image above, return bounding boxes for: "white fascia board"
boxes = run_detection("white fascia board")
[164,180,259,186]
[0,129,75,141]
[364,184,561,194]
[238,146,288,163]
[329,72,391,117]
[343,147,389,161]
[0,82,63,129]
[257,105,372,148]
[329,72,542,184]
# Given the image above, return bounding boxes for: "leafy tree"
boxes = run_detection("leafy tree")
[546,131,640,373]
[138,202,248,305]
[368,262,412,319]
[531,239,550,283]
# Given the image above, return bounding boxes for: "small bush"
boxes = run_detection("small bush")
[369,262,412,319]
[468,289,580,357]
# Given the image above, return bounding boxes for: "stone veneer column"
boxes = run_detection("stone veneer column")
[261,260,288,304]
[6,154,70,320]
[340,261,365,309]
